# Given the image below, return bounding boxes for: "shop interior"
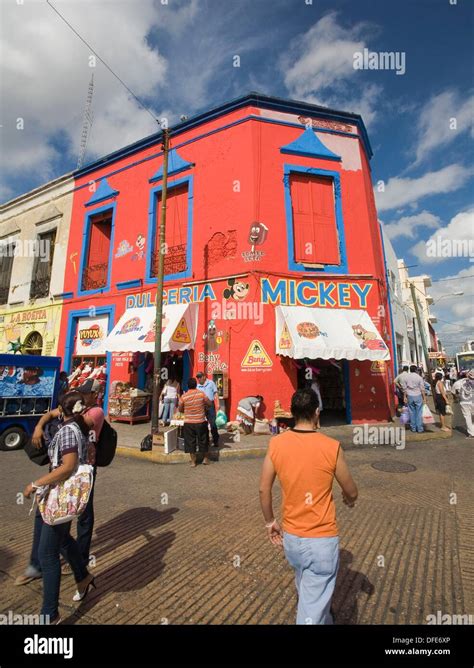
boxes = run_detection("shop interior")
[295,358,347,426]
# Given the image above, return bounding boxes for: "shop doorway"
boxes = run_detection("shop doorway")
[296,358,348,426]
[140,351,190,395]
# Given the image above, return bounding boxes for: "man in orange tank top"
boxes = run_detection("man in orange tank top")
[259,388,358,624]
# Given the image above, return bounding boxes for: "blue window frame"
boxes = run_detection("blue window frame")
[283,164,347,274]
[78,203,117,297]
[146,175,194,283]
[63,305,115,409]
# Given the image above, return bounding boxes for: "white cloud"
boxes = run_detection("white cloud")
[375,163,472,212]
[411,90,474,167]
[0,0,187,197]
[411,208,474,264]
[383,210,441,240]
[429,266,474,351]
[281,12,382,126]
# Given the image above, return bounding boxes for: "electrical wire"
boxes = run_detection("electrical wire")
[46,0,160,125]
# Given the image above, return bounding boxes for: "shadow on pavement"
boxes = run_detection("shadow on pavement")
[333,549,374,624]
[63,507,177,623]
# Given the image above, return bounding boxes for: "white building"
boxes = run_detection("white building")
[398,260,438,371]
[381,229,412,370]
[0,173,73,356]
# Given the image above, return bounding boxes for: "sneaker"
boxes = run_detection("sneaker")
[61,563,73,576]
[14,565,42,586]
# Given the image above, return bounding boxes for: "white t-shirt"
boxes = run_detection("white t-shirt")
[452,379,474,405]
[162,381,179,400]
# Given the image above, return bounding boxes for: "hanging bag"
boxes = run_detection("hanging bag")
[422,404,435,424]
[36,423,94,526]
[399,406,410,425]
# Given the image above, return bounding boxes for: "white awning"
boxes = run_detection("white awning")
[100,304,198,353]
[276,306,390,361]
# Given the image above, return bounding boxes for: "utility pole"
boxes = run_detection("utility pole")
[409,282,437,404]
[151,128,170,443]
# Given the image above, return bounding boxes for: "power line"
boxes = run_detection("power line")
[431,275,474,283]
[46,0,160,125]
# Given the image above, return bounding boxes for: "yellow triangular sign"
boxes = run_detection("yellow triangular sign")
[241,339,273,368]
[172,318,191,343]
[278,323,292,350]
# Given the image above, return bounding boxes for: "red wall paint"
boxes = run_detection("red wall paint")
[58,103,394,423]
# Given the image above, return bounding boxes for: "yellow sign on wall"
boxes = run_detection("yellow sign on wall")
[0,304,63,356]
[241,339,273,368]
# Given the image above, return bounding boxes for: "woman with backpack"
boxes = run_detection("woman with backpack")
[23,391,96,624]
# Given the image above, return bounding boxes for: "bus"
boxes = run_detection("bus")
[456,351,474,374]
[0,354,61,451]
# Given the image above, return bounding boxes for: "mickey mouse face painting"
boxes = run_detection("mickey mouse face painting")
[223,278,250,301]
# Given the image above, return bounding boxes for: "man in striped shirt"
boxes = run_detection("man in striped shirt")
[178,377,211,467]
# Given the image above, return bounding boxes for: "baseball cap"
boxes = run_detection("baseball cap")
[77,378,102,394]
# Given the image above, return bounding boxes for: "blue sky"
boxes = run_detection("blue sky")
[1,0,473,350]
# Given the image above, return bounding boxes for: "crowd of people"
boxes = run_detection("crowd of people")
[394,363,474,437]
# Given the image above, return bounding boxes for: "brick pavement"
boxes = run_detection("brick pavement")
[0,416,472,625]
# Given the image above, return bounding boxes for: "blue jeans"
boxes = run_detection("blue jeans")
[205,404,219,446]
[38,512,88,619]
[407,394,424,432]
[162,397,176,424]
[283,532,339,625]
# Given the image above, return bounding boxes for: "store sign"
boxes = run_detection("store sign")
[126,284,217,309]
[261,278,373,308]
[198,351,228,374]
[10,309,47,323]
[241,340,273,371]
[75,315,109,355]
[370,361,386,374]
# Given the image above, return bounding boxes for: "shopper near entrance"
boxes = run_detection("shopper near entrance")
[259,388,358,625]
[196,371,219,447]
[394,365,409,408]
[22,391,96,624]
[434,372,450,432]
[178,377,211,467]
[452,369,474,438]
[236,395,263,434]
[402,365,427,433]
[160,377,180,426]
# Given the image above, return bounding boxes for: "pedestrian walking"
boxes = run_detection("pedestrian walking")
[452,369,474,438]
[196,371,219,447]
[402,365,427,433]
[15,379,104,584]
[178,377,211,467]
[22,392,96,624]
[160,377,180,426]
[259,388,358,625]
[434,372,451,432]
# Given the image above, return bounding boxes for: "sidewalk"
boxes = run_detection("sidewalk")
[114,397,453,464]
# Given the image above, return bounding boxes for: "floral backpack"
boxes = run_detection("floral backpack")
[35,422,94,526]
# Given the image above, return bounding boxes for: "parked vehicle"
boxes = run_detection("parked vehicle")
[0,354,61,451]
[456,351,474,375]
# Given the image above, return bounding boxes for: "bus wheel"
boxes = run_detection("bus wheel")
[0,427,26,451]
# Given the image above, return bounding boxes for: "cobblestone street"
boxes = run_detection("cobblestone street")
[1,423,473,626]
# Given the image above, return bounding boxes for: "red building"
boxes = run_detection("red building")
[57,93,395,424]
